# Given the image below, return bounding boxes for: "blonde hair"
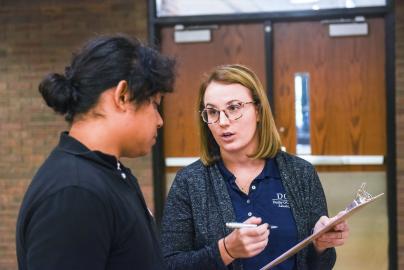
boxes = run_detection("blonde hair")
[197,64,281,165]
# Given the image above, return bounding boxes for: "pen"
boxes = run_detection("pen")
[226,222,278,229]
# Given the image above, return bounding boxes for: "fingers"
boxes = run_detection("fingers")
[242,223,269,235]
[237,224,269,244]
[316,226,349,244]
[245,236,269,256]
[238,216,269,237]
[313,216,329,234]
[225,218,270,258]
[317,230,349,242]
[313,215,350,253]
[318,216,329,225]
[333,220,349,231]
[315,232,347,248]
[243,216,262,225]
[237,229,269,257]
[316,216,329,229]
[315,215,349,233]
[241,229,269,248]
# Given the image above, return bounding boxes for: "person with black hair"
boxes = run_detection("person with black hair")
[16,35,175,270]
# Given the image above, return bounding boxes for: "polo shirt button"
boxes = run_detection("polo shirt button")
[246,199,250,204]
[251,185,256,190]
[121,173,127,179]
[248,212,252,217]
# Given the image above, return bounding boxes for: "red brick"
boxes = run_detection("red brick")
[0,1,148,268]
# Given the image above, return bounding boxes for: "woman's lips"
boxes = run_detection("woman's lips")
[221,132,235,142]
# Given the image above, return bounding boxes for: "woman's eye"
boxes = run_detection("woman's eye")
[228,104,241,112]
[207,109,219,116]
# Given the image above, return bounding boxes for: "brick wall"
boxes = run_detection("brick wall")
[396,0,404,269]
[0,1,149,269]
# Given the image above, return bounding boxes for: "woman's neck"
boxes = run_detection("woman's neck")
[221,154,265,194]
[221,152,265,173]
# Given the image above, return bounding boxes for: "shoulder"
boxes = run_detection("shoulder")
[174,159,209,182]
[27,149,112,205]
[40,186,108,213]
[168,159,212,193]
[275,151,315,172]
[275,151,319,189]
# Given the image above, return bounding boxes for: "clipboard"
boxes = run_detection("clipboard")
[259,183,384,270]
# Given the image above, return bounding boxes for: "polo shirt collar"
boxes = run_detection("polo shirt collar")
[217,158,280,183]
[57,131,119,170]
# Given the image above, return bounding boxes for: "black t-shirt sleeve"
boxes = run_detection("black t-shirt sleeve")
[24,186,112,270]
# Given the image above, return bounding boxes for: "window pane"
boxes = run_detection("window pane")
[156,0,386,17]
[295,73,311,155]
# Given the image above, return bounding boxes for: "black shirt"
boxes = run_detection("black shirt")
[16,132,166,270]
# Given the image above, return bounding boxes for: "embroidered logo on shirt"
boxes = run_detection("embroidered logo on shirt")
[272,193,290,208]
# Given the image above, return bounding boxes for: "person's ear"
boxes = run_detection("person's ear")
[113,80,129,111]
[255,104,261,123]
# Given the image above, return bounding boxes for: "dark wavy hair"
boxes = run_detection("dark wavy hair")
[39,34,175,123]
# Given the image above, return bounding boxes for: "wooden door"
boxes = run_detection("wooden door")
[273,19,386,171]
[273,19,388,269]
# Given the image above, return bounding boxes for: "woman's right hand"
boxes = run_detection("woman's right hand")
[219,216,269,264]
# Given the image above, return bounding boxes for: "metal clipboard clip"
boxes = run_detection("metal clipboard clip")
[345,183,375,211]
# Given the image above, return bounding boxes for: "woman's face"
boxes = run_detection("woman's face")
[203,81,259,158]
[121,93,163,158]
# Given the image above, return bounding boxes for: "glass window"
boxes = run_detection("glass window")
[156,0,386,17]
[295,73,311,155]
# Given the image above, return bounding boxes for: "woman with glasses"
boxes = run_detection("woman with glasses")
[161,64,349,270]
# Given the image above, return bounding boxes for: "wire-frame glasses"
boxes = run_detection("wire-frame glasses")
[200,101,255,124]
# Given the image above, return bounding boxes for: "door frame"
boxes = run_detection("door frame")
[148,2,397,269]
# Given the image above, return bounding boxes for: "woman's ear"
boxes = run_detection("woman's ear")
[255,104,261,122]
[113,80,129,111]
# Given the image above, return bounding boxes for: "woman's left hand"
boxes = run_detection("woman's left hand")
[312,211,350,254]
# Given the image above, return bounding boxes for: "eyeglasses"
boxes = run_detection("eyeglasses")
[200,101,255,124]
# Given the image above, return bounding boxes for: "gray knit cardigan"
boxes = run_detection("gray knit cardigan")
[161,151,336,270]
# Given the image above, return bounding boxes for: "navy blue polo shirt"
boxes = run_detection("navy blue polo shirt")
[218,158,298,270]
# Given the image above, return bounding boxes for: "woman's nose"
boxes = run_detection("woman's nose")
[218,110,230,126]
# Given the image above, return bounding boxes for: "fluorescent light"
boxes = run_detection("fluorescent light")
[290,0,318,4]
[345,0,356,8]
[312,4,320,10]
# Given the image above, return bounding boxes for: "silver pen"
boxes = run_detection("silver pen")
[226,222,278,229]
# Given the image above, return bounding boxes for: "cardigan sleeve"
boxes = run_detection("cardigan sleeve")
[160,169,228,270]
[306,165,337,270]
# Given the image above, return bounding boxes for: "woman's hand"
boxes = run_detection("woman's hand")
[219,216,269,265]
[313,211,350,254]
